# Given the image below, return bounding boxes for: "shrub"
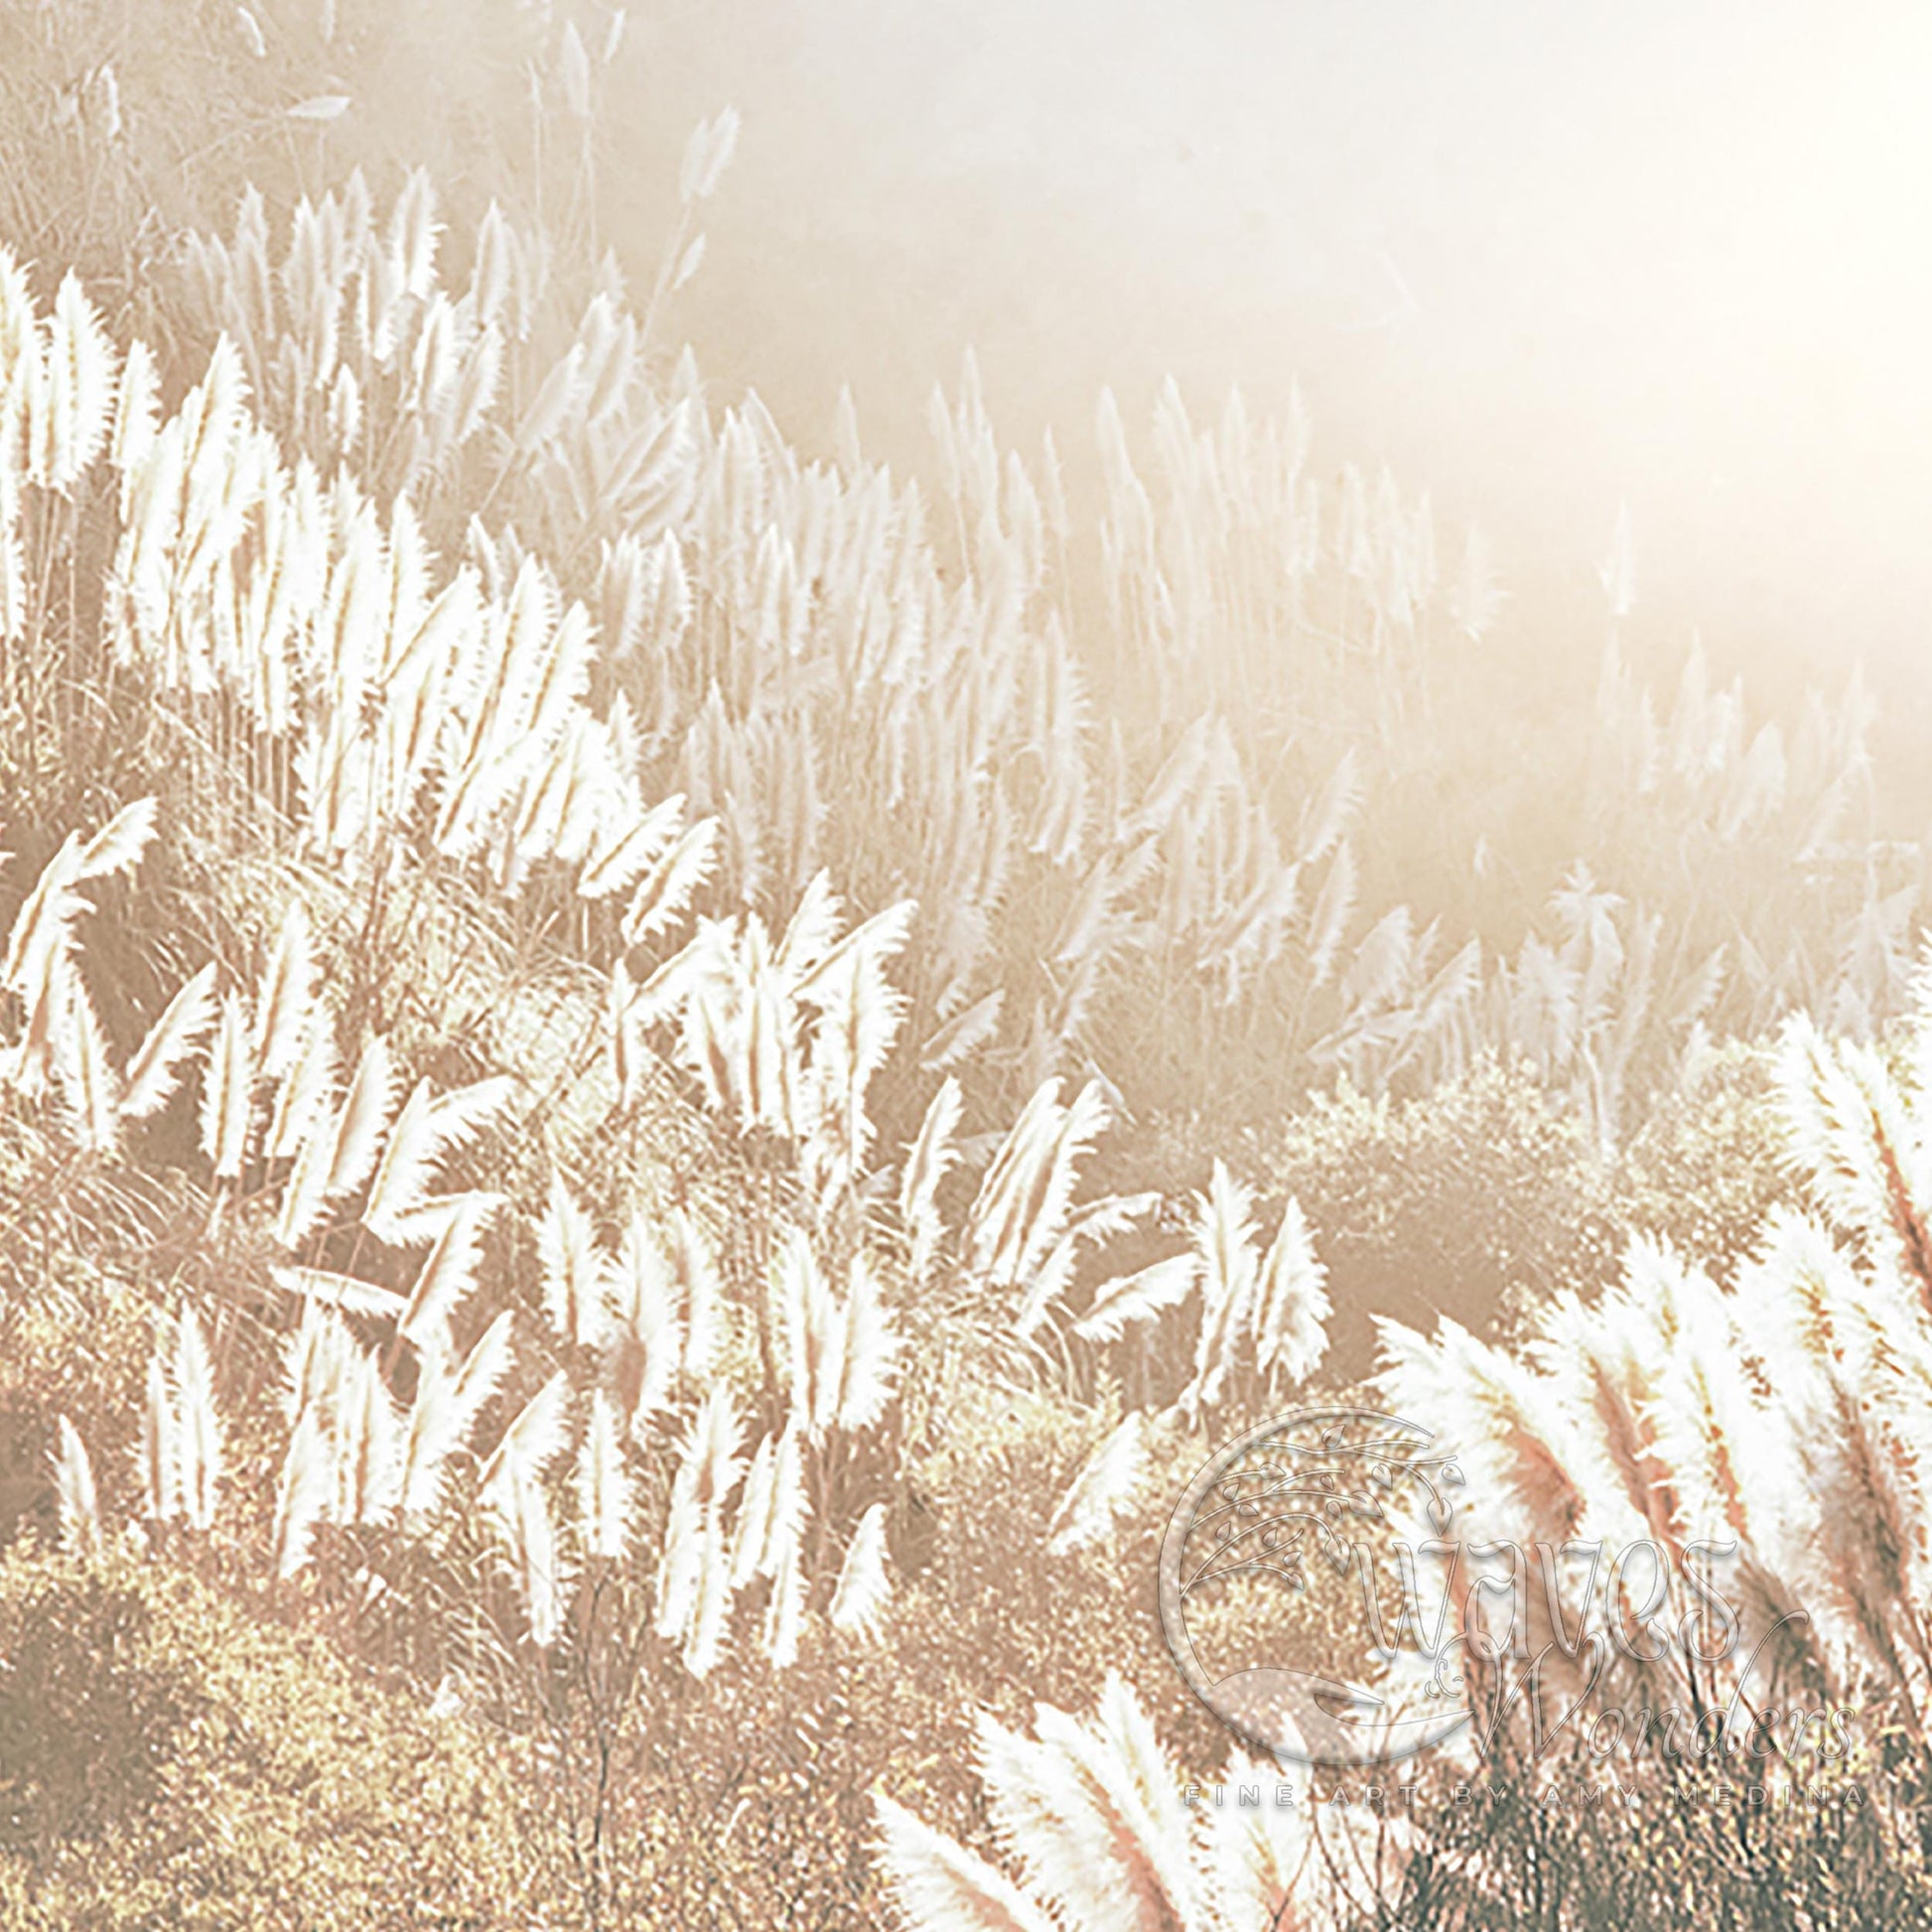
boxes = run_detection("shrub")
[1600,1038,1792,1284]
[1124,1061,1618,1378]
[0,1544,543,1931]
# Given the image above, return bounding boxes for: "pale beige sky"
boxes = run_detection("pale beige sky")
[621,0,1932,695]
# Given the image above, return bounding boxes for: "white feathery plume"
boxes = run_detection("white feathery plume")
[200,992,254,1180]
[1015,1080,1112,1289]
[1206,1747,1313,1930]
[74,796,158,884]
[1305,840,1357,988]
[579,791,684,900]
[762,1523,808,1670]
[834,1253,899,1433]
[654,1484,706,1650]
[1908,943,1932,1143]
[621,816,718,944]
[1195,1161,1258,1312]
[829,1502,893,1635]
[919,989,1005,1074]
[272,1409,331,1580]
[1082,1675,1207,1927]
[274,1059,343,1244]
[395,1192,496,1347]
[279,1302,355,1427]
[395,1343,469,1531]
[1046,1413,1149,1555]
[1784,1370,1921,1690]
[427,1072,519,1149]
[515,345,589,455]
[477,1370,573,1516]
[673,1383,747,1516]
[603,1211,686,1434]
[51,1415,102,1558]
[121,962,217,1121]
[1377,1314,1590,1547]
[966,1089,1058,1283]
[1736,1214,1930,1680]
[450,1310,516,1437]
[362,1079,441,1242]
[1174,1161,1260,1420]
[794,903,915,1180]
[1071,1190,1160,1247]
[58,978,120,1154]
[275,1033,390,1246]
[654,1386,744,1667]
[680,104,741,204]
[899,1074,962,1285]
[682,1505,740,1679]
[366,1076,517,1246]
[774,1228,843,1440]
[673,1206,723,1379]
[537,1171,608,1348]
[44,271,117,490]
[110,337,161,496]
[734,919,797,1135]
[0,240,36,381]
[972,1714,1104,1927]
[324,1033,398,1202]
[1072,1255,1194,1346]
[1641,1254,1767,1545]
[266,1010,339,1160]
[271,1265,407,1321]
[730,1433,778,1589]
[608,959,648,1111]
[140,1346,179,1521]
[1739,1209,1886,1405]
[0,465,23,647]
[390,166,442,300]
[974,1673,1201,1932]
[330,1346,401,1526]
[174,1311,223,1531]
[1012,1224,1087,1343]
[492,1468,565,1647]
[1252,1195,1330,1385]
[2,833,85,999]
[10,944,71,1100]
[775,870,845,984]
[967,1078,1110,1288]
[1529,1286,1677,1548]
[654,928,731,1102]
[575,1392,633,1561]
[758,1424,810,1585]
[1776,1015,1932,1304]
[250,901,315,1082]
[873,1794,1058,1932]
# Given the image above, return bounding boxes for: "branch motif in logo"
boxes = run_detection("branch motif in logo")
[1158,1406,1471,1768]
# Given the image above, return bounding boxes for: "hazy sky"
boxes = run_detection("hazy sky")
[623,0,1932,696]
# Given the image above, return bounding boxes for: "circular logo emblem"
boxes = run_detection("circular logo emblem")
[1158,1405,1470,1767]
